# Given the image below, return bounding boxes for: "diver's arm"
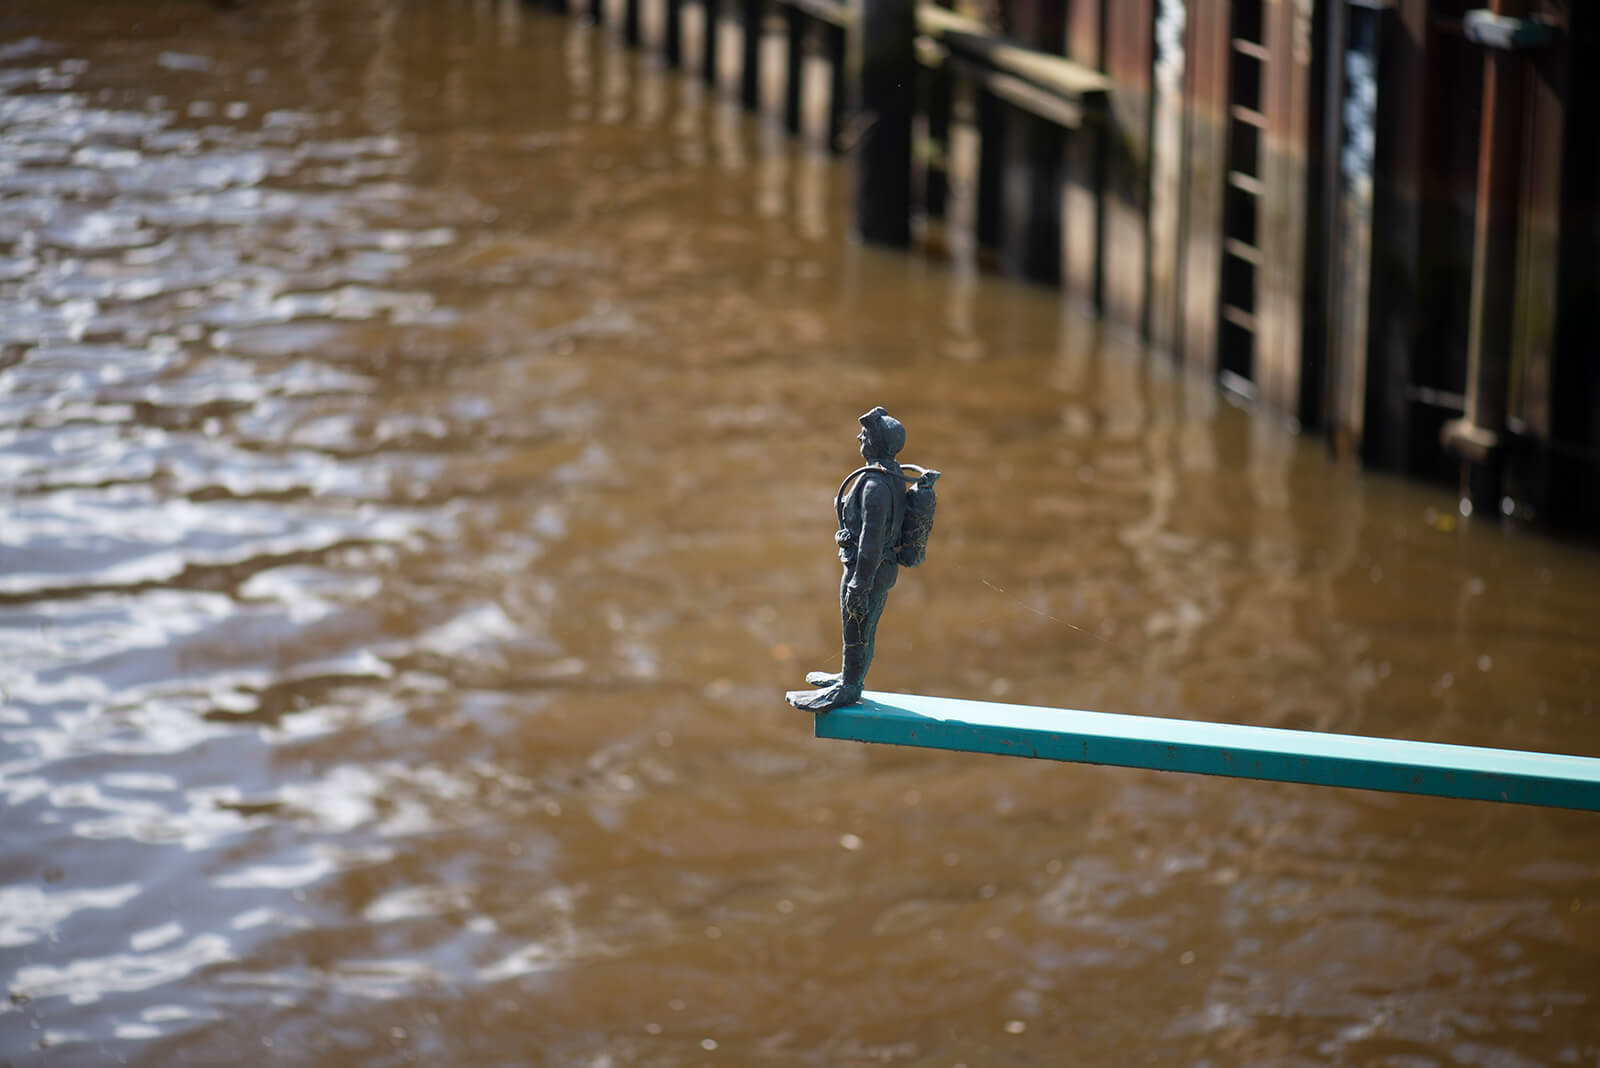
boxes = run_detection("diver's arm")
[846,476,891,612]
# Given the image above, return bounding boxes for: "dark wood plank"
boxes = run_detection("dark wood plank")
[1061,0,1104,306]
[1100,0,1153,333]
[855,0,918,244]
[1177,0,1229,376]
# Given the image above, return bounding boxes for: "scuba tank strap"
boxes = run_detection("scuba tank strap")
[834,464,909,565]
[834,465,896,528]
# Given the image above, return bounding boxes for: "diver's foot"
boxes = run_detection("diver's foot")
[785,682,863,713]
[805,670,841,687]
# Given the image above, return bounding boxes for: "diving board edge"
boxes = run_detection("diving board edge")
[814,693,1600,812]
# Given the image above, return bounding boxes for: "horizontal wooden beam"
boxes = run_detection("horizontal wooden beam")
[773,0,1111,113]
[782,0,851,30]
[916,9,1110,99]
[814,693,1600,811]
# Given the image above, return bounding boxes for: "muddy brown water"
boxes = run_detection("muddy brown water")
[1,3,1598,1065]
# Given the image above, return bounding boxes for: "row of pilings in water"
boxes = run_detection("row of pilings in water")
[527,0,1600,538]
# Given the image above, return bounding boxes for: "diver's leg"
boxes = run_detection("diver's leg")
[789,575,865,712]
[856,565,897,688]
[806,570,851,687]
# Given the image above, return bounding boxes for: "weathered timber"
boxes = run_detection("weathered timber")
[740,0,763,108]
[974,85,1006,249]
[664,0,684,64]
[783,3,805,132]
[1146,0,1187,352]
[1101,0,1153,332]
[1177,0,1228,376]
[854,0,917,245]
[536,0,1600,538]
[1442,0,1529,512]
[701,0,720,84]
[1254,0,1317,415]
[1322,0,1385,454]
[1544,2,1600,533]
[917,12,1109,101]
[1354,0,1426,468]
[919,49,952,221]
[1061,0,1103,306]
[624,0,642,46]
[994,0,1066,282]
[816,692,1600,812]
[826,20,848,149]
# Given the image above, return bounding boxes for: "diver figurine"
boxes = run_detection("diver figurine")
[787,407,939,713]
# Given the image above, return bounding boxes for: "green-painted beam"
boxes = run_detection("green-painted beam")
[815,693,1600,812]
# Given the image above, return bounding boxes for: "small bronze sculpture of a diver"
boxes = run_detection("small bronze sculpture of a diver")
[787,407,939,713]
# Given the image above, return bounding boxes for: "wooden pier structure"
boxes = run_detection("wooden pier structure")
[530,0,1600,538]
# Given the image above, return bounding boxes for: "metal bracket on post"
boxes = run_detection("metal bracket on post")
[1462,9,1553,50]
[1440,417,1499,463]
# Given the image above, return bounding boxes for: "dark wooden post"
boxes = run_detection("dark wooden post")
[624,0,642,45]
[922,62,952,221]
[999,0,1068,281]
[1062,0,1104,305]
[1101,0,1154,332]
[1353,0,1427,469]
[703,0,721,85]
[739,0,764,108]
[664,0,684,65]
[1176,0,1227,374]
[1254,0,1317,414]
[1147,0,1188,352]
[783,6,807,134]
[999,112,1064,280]
[975,89,1007,249]
[1321,0,1383,453]
[1534,2,1592,531]
[1442,0,1539,515]
[854,0,917,244]
[826,21,849,151]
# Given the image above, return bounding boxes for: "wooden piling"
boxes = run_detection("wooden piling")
[921,60,952,222]
[975,88,1007,249]
[1543,2,1600,532]
[996,0,1066,282]
[1177,0,1228,377]
[853,0,917,244]
[624,0,642,46]
[1061,0,1103,305]
[739,0,764,108]
[826,21,848,150]
[664,0,684,64]
[782,4,805,133]
[1146,0,1187,353]
[1254,0,1316,414]
[999,112,1062,279]
[1352,0,1426,468]
[538,0,1600,539]
[1001,3,1061,269]
[1442,0,1531,513]
[1322,0,1378,453]
[1101,0,1154,332]
[702,0,721,84]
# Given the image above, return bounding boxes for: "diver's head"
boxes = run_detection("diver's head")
[857,406,905,461]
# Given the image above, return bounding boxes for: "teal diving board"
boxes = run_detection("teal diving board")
[815,693,1600,812]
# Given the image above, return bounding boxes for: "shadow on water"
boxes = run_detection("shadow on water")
[0,2,1597,1064]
